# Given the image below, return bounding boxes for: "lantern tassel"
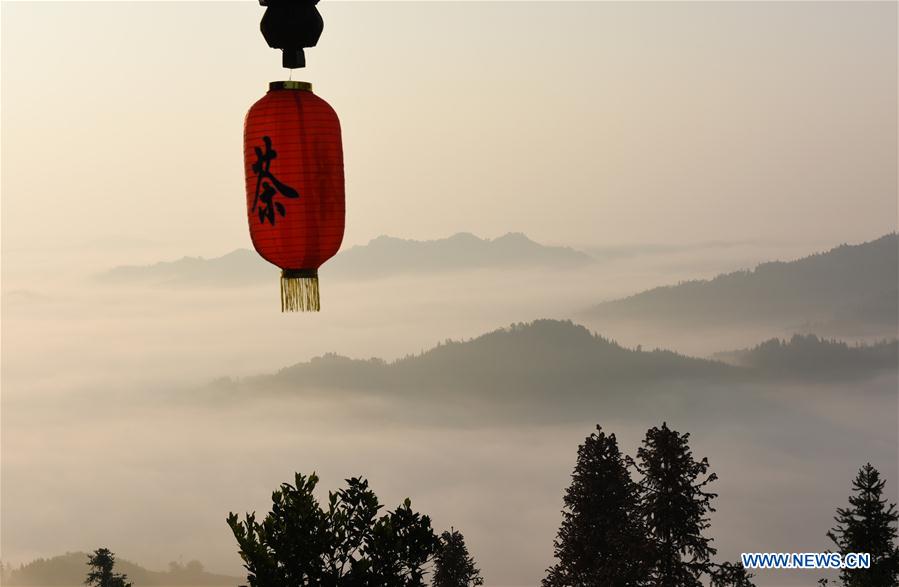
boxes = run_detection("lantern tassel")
[280,270,320,312]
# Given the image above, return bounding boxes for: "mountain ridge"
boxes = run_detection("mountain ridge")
[95,232,593,286]
[220,320,896,405]
[713,334,898,379]
[262,319,734,396]
[2,552,239,586]
[581,233,898,336]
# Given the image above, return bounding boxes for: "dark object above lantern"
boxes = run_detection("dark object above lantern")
[259,0,323,69]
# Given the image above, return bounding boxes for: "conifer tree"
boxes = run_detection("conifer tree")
[633,423,717,587]
[543,425,650,586]
[827,463,899,587]
[84,548,132,587]
[432,528,484,587]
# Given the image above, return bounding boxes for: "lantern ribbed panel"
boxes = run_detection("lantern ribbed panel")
[244,87,345,273]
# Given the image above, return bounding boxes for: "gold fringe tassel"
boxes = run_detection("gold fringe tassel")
[280,275,320,312]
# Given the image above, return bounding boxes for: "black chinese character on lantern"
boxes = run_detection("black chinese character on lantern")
[251,135,300,225]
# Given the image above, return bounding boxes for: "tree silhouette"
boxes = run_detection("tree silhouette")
[432,528,483,587]
[633,423,717,587]
[827,463,899,587]
[543,425,650,586]
[710,562,755,587]
[185,560,205,574]
[84,548,132,587]
[227,472,439,586]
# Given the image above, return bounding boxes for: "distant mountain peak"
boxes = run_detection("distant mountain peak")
[581,233,898,341]
[493,232,531,242]
[448,231,481,241]
[220,248,256,260]
[96,232,593,286]
[259,318,732,400]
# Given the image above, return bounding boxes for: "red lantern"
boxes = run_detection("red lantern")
[244,81,345,311]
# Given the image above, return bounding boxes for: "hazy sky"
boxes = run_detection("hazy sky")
[2,3,898,585]
[2,1,896,272]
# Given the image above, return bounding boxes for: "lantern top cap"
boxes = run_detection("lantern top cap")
[269,80,313,92]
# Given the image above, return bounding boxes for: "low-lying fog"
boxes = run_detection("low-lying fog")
[2,240,896,587]
[3,371,896,586]
[2,237,832,395]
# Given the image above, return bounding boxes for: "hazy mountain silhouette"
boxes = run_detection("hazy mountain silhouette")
[96,248,274,286]
[331,232,591,277]
[581,234,898,336]
[227,320,895,405]
[96,233,592,286]
[713,334,898,380]
[4,552,239,586]
[235,320,736,400]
